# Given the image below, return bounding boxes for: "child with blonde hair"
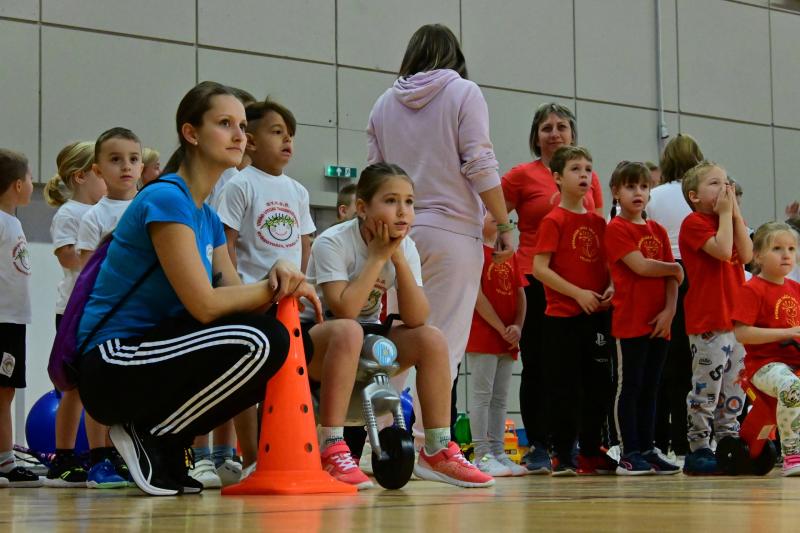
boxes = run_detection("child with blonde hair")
[43,141,107,487]
[679,161,752,474]
[140,147,160,186]
[0,148,40,487]
[733,222,800,475]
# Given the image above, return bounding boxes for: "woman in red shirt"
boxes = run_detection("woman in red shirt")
[501,103,602,473]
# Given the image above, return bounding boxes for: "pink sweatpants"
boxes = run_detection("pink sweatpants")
[390,225,484,444]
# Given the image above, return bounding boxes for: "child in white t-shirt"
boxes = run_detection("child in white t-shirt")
[42,140,106,487]
[303,163,495,489]
[217,99,315,276]
[0,148,40,487]
[77,128,143,265]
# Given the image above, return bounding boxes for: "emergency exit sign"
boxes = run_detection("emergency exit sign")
[325,165,358,178]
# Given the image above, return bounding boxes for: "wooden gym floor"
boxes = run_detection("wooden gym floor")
[3,472,800,532]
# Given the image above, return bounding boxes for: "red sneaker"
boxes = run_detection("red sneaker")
[415,442,495,488]
[577,453,618,475]
[320,442,373,490]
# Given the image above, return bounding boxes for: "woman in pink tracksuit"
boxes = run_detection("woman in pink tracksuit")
[367,23,513,447]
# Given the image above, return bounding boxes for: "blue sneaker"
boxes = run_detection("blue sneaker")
[683,448,718,475]
[642,449,680,475]
[616,452,654,475]
[87,459,128,489]
[522,444,551,474]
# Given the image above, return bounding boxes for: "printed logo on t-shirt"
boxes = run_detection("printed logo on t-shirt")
[728,246,742,267]
[206,244,214,265]
[487,261,513,296]
[0,352,14,378]
[361,279,387,317]
[774,294,800,326]
[12,237,30,275]
[638,235,662,259]
[256,201,300,249]
[570,226,600,263]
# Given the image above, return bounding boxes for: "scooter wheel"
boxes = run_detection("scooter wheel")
[716,436,750,475]
[372,426,415,489]
[751,440,777,476]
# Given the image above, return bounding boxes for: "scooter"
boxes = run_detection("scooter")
[342,328,415,489]
[716,339,800,475]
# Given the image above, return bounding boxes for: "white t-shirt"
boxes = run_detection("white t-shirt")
[51,200,93,314]
[76,197,132,252]
[216,166,316,283]
[647,181,691,260]
[0,211,31,324]
[302,217,423,324]
[207,166,239,210]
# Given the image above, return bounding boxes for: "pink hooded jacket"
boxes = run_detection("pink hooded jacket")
[367,69,500,239]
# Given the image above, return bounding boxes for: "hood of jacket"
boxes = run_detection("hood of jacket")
[392,69,461,110]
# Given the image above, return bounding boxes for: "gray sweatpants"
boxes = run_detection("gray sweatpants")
[686,330,746,452]
[467,353,515,458]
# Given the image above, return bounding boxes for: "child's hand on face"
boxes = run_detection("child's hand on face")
[574,289,602,314]
[714,184,733,215]
[364,218,403,261]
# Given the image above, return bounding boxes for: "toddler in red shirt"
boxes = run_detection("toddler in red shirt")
[532,146,616,476]
[733,222,800,476]
[466,212,528,477]
[678,161,753,475]
[604,162,683,475]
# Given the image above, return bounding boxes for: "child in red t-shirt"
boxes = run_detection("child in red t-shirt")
[466,212,528,478]
[532,146,615,476]
[604,162,684,475]
[733,222,800,476]
[678,161,753,475]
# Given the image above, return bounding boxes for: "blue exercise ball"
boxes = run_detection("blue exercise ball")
[25,390,89,454]
[401,387,414,431]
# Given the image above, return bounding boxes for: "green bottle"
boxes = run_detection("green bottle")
[453,413,472,445]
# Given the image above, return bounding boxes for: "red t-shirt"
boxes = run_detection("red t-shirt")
[605,217,675,339]
[678,212,746,335]
[502,160,603,275]
[466,245,528,357]
[733,276,800,379]
[534,207,609,317]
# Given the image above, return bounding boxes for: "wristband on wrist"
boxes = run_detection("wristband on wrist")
[496,222,516,233]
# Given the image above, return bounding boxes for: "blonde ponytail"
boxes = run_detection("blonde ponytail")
[43,141,94,207]
[43,174,69,207]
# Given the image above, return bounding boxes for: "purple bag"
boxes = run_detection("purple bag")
[48,237,159,391]
[47,179,180,391]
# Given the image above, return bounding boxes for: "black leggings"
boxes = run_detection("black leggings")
[654,271,692,455]
[519,276,548,447]
[79,312,289,439]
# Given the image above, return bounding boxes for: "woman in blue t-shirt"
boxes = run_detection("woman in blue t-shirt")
[76,82,322,497]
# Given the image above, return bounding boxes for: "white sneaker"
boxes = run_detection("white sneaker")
[241,461,257,480]
[188,458,222,489]
[216,459,242,487]
[495,453,529,476]
[360,442,373,475]
[473,453,513,477]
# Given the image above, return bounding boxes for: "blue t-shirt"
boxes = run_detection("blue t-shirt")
[77,174,226,348]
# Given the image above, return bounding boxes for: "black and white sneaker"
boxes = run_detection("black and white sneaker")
[170,446,203,495]
[44,452,88,487]
[0,465,44,487]
[109,424,181,496]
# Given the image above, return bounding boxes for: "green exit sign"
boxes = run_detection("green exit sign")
[325,165,358,178]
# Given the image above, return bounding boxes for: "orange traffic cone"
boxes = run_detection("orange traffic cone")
[222,298,357,495]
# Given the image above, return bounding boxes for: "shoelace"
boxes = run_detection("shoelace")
[331,452,358,471]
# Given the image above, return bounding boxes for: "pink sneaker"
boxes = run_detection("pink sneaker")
[320,442,374,490]
[782,454,800,476]
[415,442,495,488]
